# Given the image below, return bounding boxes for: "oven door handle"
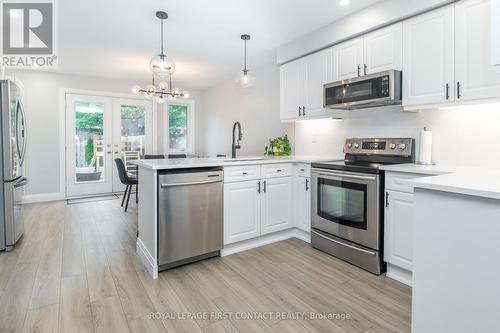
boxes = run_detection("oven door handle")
[311,169,377,181]
[311,229,377,256]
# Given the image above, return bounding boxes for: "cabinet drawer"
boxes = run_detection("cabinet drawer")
[224,165,261,183]
[385,172,431,193]
[261,163,293,178]
[295,163,311,177]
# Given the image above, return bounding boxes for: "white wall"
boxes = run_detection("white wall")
[202,63,294,157]
[4,70,203,198]
[295,104,500,167]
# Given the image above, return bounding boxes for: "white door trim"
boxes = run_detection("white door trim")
[59,88,158,199]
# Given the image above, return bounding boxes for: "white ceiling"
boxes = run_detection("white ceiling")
[58,0,381,90]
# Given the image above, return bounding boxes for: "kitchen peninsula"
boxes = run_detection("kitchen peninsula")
[131,156,338,278]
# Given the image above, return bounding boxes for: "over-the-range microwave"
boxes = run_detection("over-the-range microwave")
[323,70,402,110]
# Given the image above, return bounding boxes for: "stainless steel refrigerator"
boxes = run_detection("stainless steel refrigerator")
[0,80,27,251]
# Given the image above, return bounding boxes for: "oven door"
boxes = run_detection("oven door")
[311,168,380,250]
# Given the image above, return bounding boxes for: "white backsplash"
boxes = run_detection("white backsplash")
[295,104,500,168]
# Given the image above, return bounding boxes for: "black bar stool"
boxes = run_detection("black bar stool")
[114,158,138,212]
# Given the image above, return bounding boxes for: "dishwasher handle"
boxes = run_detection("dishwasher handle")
[160,179,222,188]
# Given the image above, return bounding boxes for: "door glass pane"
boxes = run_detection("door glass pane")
[120,105,145,155]
[318,178,367,229]
[168,104,188,151]
[74,102,104,183]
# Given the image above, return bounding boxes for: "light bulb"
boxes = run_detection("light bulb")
[144,85,155,97]
[131,85,141,95]
[158,81,169,91]
[168,94,176,100]
[150,54,175,77]
[172,87,182,96]
[182,91,190,98]
[238,71,255,88]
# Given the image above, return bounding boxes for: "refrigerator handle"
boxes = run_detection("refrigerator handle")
[15,101,27,166]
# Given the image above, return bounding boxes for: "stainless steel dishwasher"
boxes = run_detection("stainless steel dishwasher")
[158,168,223,271]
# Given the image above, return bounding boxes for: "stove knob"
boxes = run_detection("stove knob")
[354,143,360,149]
[389,143,397,150]
[398,143,407,150]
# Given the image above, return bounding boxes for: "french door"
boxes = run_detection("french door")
[65,94,153,198]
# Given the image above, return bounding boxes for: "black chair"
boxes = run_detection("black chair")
[144,154,165,159]
[115,158,138,212]
[168,154,187,158]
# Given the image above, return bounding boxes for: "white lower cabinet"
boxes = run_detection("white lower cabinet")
[261,177,294,235]
[224,180,261,245]
[384,190,414,272]
[295,177,311,232]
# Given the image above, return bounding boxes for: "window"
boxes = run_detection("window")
[165,100,195,154]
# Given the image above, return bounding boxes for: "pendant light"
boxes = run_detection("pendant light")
[237,34,255,88]
[131,11,189,103]
[150,11,175,78]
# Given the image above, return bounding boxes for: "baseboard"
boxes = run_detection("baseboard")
[221,228,311,257]
[386,263,413,287]
[23,192,65,204]
[136,237,158,279]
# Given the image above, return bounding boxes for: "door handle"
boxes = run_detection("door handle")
[160,179,222,188]
[257,181,261,194]
[302,106,306,116]
[446,83,450,100]
[364,64,367,75]
[263,180,267,193]
[305,179,309,191]
[385,192,389,207]
[311,229,377,256]
[14,177,28,188]
[298,106,302,117]
[457,82,461,99]
[357,65,361,77]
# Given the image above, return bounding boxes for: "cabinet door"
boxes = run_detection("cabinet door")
[223,180,261,245]
[363,23,403,74]
[280,60,301,120]
[295,177,311,232]
[455,0,500,101]
[261,177,293,235]
[384,190,414,271]
[302,48,332,117]
[332,37,364,80]
[402,6,455,106]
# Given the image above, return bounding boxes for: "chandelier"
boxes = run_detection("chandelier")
[132,11,189,103]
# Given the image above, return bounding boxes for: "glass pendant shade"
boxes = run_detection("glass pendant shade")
[150,53,175,77]
[238,70,255,88]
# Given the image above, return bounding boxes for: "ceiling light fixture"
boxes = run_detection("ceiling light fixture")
[132,11,189,103]
[340,0,350,6]
[237,34,255,88]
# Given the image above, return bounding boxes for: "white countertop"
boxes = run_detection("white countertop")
[130,155,342,170]
[382,163,500,200]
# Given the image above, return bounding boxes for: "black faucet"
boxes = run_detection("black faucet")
[232,121,242,158]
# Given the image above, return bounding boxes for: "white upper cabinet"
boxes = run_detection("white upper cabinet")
[302,48,333,117]
[280,60,302,120]
[363,23,403,74]
[333,37,364,80]
[455,0,500,101]
[492,0,500,70]
[403,5,455,107]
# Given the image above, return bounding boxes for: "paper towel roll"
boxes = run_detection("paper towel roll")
[418,127,433,164]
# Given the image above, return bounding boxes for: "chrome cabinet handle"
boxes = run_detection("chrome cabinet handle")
[298,106,302,117]
[242,172,248,175]
[312,169,377,181]
[364,64,367,75]
[276,169,282,173]
[446,83,450,100]
[457,82,461,99]
[357,65,361,77]
[302,106,306,116]
[305,179,309,191]
[263,180,267,193]
[257,181,261,194]
[386,192,389,207]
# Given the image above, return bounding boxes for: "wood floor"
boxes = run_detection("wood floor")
[0,199,411,333]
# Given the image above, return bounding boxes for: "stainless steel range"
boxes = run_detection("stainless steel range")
[311,138,415,275]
